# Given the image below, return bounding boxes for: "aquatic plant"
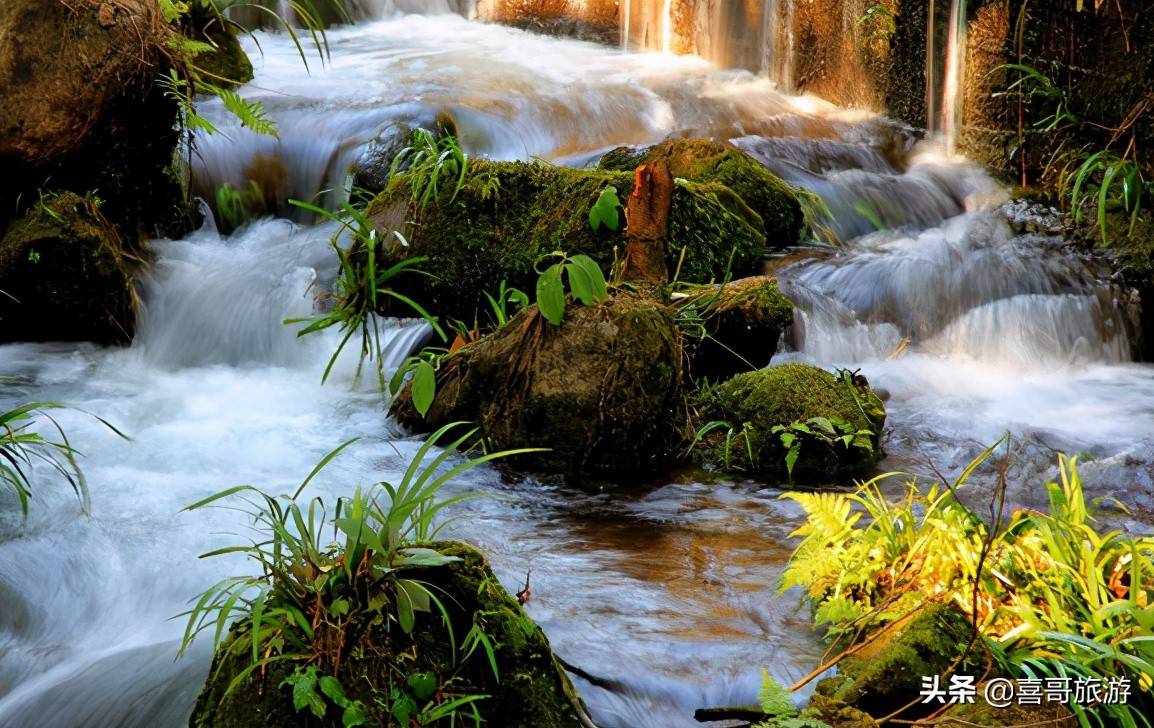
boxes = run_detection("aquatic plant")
[179,423,537,726]
[0,401,126,515]
[782,443,1154,726]
[287,198,445,389]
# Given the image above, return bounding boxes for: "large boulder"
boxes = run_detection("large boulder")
[191,542,584,728]
[675,275,795,382]
[391,294,686,476]
[0,192,138,344]
[0,0,191,240]
[366,160,767,322]
[598,139,805,248]
[694,363,885,478]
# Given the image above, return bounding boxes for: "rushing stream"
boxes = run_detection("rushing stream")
[3,11,1154,728]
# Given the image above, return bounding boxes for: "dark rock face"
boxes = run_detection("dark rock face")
[0,192,138,344]
[391,294,686,477]
[191,541,584,728]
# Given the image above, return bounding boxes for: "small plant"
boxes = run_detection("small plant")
[781,444,1154,726]
[213,180,266,231]
[533,252,610,326]
[482,280,530,330]
[389,129,469,207]
[689,419,756,471]
[1068,148,1150,243]
[771,417,875,480]
[588,186,623,233]
[179,424,538,723]
[993,63,1078,133]
[1,402,127,515]
[286,199,445,389]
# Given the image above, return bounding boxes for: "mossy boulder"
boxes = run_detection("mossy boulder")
[941,696,1076,726]
[676,275,795,382]
[0,192,138,344]
[598,139,804,248]
[695,363,885,478]
[366,160,767,322]
[183,8,254,88]
[391,293,685,476]
[814,604,982,720]
[190,541,583,728]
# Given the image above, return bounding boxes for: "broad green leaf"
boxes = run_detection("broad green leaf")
[407,671,438,701]
[319,675,349,707]
[412,360,437,417]
[785,446,800,478]
[536,263,566,326]
[566,255,609,303]
[588,186,622,233]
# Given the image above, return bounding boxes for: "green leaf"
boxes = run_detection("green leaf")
[391,693,417,726]
[330,598,350,617]
[565,255,609,304]
[342,702,369,728]
[395,547,461,568]
[412,360,437,417]
[536,263,566,326]
[319,675,349,707]
[785,446,800,479]
[589,186,622,233]
[407,671,438,701]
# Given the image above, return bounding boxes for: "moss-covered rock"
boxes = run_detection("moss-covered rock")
[814,604,981,720]
[190,541,583,728]
[941,697,1076,727]
[366,160,767,322]
[695,363,885,478]
[0,192,138,344]
[184,8,254,88]
[676,275,795,382]
[391,293,685,476]
[599,139,804,248]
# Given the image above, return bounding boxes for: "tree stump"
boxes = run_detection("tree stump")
[621,161,673,286]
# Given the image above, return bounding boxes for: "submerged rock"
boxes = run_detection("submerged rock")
[191,541,583,728]
[599,139,804,248]
[676,275,795,382]
[695,363,885,478]
[0,192,138,344]
[391,293,685,476]
[366,160,767,321]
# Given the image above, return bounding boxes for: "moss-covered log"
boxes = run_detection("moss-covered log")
[676,275,795,382]
[391,293,685,477]
[366,160,767,322]
[0,192,139,344]
[695,363,885,478]
[190,542,583,728]
[598,139,804,248]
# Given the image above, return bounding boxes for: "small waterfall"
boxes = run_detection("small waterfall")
[660,0,673,53]
[622,0,631,50]
[941,0,967,155]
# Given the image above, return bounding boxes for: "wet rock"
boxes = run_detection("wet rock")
[814,604,982,720]
[183,8,254,88]
[0,0,192,240]
[191,541,584,728]
[366,160,766,321]
[0,192,138,344]
[675,275,795,382]
[598,139,804,248]
[695,363,885,478]
[391,293,685,476]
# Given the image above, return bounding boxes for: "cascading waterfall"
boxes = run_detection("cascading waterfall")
[622,0,631,50]
[660,0,673,53]
[4,10,1154,728]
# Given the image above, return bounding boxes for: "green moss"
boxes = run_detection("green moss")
[599,139,804,248]
[696,363,885,477]
[0,192,137,344]
[191,541,582,728]
[391,293,686,476]
[818,604,981,720]
[184,9,254,88]
[365,160,766,322]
